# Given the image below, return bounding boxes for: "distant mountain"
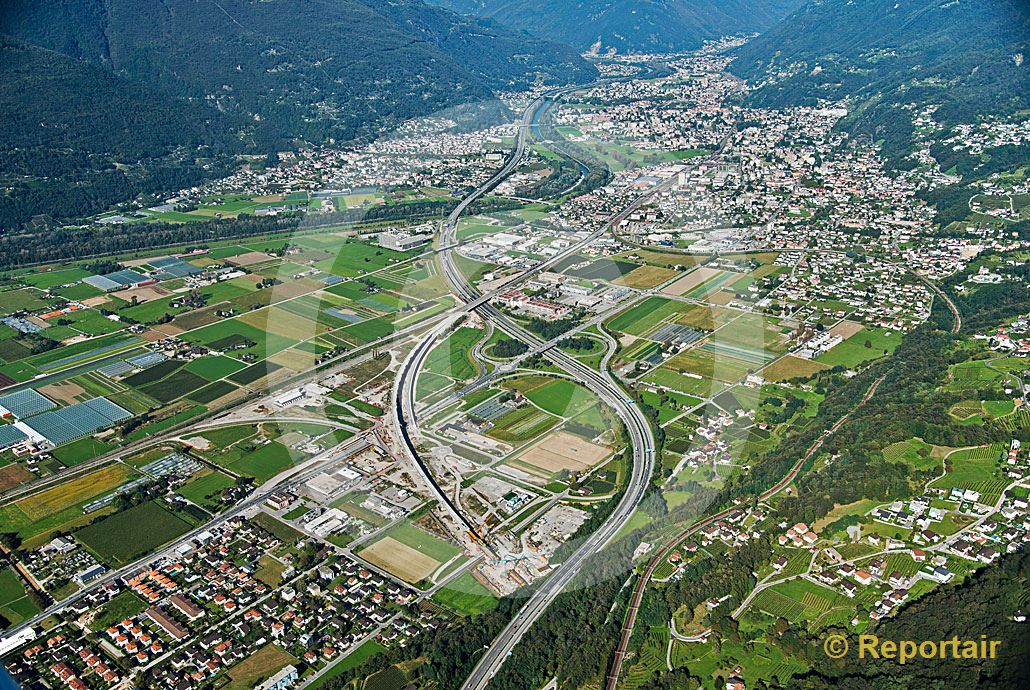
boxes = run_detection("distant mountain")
[0,0,595,229]
[730,0,1030,158]
[427,0,804,53]
[1,0,593,147]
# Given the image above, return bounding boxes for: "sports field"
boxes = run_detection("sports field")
[358,521,460,584]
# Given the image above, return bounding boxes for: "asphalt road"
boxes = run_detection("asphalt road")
[603,373,888,690]
[1,434,374,640]
[388,86,669,690]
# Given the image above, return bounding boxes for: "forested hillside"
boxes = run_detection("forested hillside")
[0,37,239,233]
[730,0,1030,160]
[0,0,594,230]
[428,0,803,53]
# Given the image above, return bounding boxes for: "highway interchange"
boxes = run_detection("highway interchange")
[390,87,662,690]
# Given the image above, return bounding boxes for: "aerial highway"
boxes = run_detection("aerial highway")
[390,86,669,690]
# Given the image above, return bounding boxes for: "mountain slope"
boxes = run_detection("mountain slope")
[0,0,595,230]
[428,0,804,53]
[1,0,594,147]
[0,36,240,230]
[730,0,1030,156]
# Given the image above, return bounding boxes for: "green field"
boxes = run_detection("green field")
[0,288,52,313]
[254,553,289,586]
[90,590,147,630]
[20,268,92,290]
[311,640,387,689]
[431,571,498,615]
[253,511,305,545]
[178,469,236,511]
[0,568,39,625]
[225,440,295,482]
[506,376,596,418]
[424,327,483,381]
[75,501,192,565]
[314,239,422,277]
[816,327,901,368]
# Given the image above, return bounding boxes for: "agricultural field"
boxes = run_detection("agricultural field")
[928,443,1011,503]
[2,464,136,537]
[183,355,249,381]
[642,365,722,398]
[607,297,691,338]
[881,438,950,471]
[660,348,753,385]
[75,500,193,565]
[613,264,678,289]
[753,578,849,626]
[514,430,612,478]
[759,355,828,382]
[486,404,560,445]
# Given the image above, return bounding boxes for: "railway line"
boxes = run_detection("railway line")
[603,372,888,690]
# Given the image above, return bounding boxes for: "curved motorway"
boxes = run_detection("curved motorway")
[390,87,660,690]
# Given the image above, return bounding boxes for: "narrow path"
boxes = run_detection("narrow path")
[604,372,887,690]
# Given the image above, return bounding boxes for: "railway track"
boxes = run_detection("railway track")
[604,372,888,690]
